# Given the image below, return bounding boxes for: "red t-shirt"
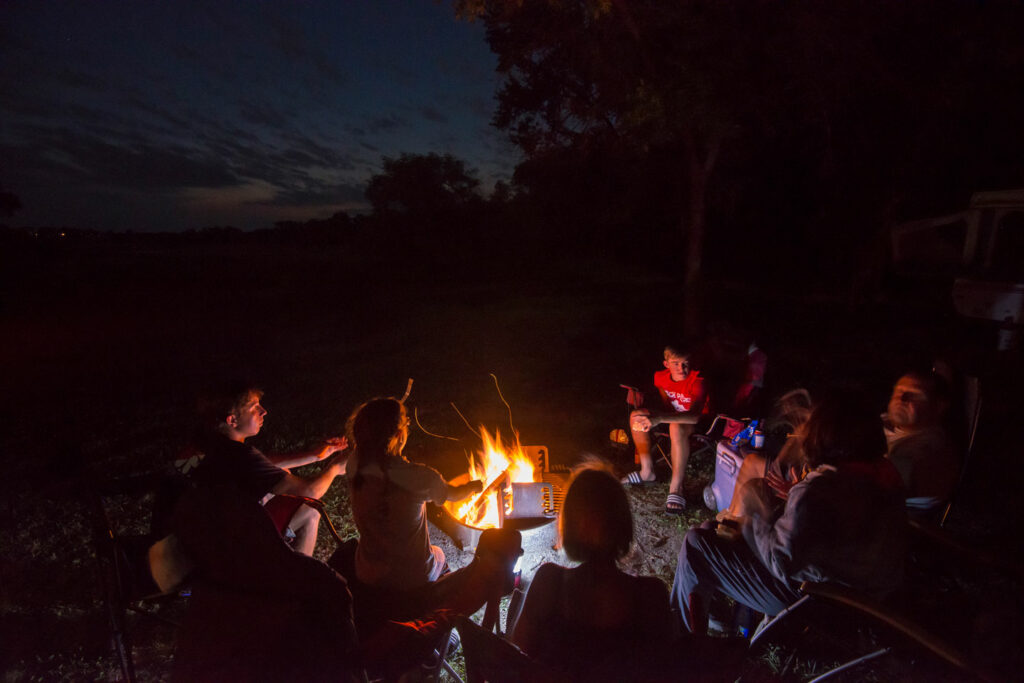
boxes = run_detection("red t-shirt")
[653,369,709,414]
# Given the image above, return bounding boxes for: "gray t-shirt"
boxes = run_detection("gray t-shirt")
[349,452,448,590]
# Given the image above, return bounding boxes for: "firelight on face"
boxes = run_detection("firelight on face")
[664,356,691,382]
[232,394,267,438]
[887,377,932,429]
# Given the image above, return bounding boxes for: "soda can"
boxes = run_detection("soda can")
[751,431,765,449]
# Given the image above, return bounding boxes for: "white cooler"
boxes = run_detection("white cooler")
[702,441,745,512]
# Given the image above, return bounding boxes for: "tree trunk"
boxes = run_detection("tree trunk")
[681,133,720,334]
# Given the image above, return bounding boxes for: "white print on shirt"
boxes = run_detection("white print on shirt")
[665,391,693,413]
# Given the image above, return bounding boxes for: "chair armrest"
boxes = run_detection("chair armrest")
[799,581,974,674]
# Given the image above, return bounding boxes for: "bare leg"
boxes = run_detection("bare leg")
[629,409,656,481]
[724,451,767,518]
[668,423,695,496]
[287,503,321,556]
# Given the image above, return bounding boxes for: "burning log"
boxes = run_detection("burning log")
[465,469,510,527]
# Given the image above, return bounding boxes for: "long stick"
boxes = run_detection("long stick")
[490,373,518,442]
[450,402,482,439]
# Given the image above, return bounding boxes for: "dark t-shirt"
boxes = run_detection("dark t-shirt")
[190,431,287,502]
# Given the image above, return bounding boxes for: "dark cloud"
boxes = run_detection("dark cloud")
[279,132,355,170]
[0,2,513,230]
[9,122,236,189]
[90,142,239,189]
[366,115,407,134]
[123,96,193,134]
[269,15,346,86]
[53,67,109,91]
[421,105,448,124]
[256,180,366,207]
[237,100,291,129]
[218,122,263,144]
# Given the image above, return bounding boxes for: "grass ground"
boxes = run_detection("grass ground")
[1,237,1021,680]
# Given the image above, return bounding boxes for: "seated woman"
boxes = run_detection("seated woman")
[672,393,907,635]
[510,464,675,681]
[720,388,814,522]
[346,397,481,592]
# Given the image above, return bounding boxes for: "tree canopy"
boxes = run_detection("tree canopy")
[459,0,1024,321]
[365,152,482,218]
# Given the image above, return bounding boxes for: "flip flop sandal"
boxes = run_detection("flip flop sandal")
[665,492,687,515]
[621,471,657,486]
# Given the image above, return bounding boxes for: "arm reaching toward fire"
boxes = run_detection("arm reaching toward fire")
[446,479,483,502]
[271,452,347,500]
[266,436,349,469]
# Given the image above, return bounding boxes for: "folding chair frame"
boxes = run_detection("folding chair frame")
[88,473,188,683]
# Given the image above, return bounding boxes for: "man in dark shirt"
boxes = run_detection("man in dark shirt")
[188,383,348,555]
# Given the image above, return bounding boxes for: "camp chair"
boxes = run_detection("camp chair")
[744,520,1017,682]
[88,471,192,683]
[170,484,362,682]
[90,472,355,682]
[618,384,742,470]
[456,615,558,683]
[939,373,982,527]
[329,527,523,683]
[746,580,985,682]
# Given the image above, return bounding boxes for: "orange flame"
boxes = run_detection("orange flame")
[452,427,536,529]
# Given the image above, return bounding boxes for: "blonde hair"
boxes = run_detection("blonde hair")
[663,344,692,361]
[559,462,633,562]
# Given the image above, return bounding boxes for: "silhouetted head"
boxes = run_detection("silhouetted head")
[347,397,407,459]
[560,464,633,563]
[802,393,886,468]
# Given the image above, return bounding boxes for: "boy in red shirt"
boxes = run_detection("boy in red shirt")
[626,344,709,514]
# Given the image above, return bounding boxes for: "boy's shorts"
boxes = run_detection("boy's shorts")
[263,495,306,534]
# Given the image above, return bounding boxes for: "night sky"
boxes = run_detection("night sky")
[0,0,518,232]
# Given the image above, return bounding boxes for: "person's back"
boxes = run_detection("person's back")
[349,455,441,590]
[345,397,482,592]
[752,461,906,597]
[520,562,670,680]
[189,428,285,502]
[512,466,675,681]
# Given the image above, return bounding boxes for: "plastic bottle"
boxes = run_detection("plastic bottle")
[730,419,759,448]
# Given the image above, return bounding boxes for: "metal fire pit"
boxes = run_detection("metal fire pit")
[427,445,569,557]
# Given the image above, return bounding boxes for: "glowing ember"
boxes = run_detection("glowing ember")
[451,427,537,529]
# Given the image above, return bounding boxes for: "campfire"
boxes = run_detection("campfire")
[430,428,566,554]
[447,428,547,528]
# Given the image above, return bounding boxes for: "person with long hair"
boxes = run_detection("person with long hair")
[346,397,481,591]
[672,393,907,635]
[510,463,674,680]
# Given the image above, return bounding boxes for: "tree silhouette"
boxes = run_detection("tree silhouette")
[458,0,1024,321]
[365,153,482,218]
